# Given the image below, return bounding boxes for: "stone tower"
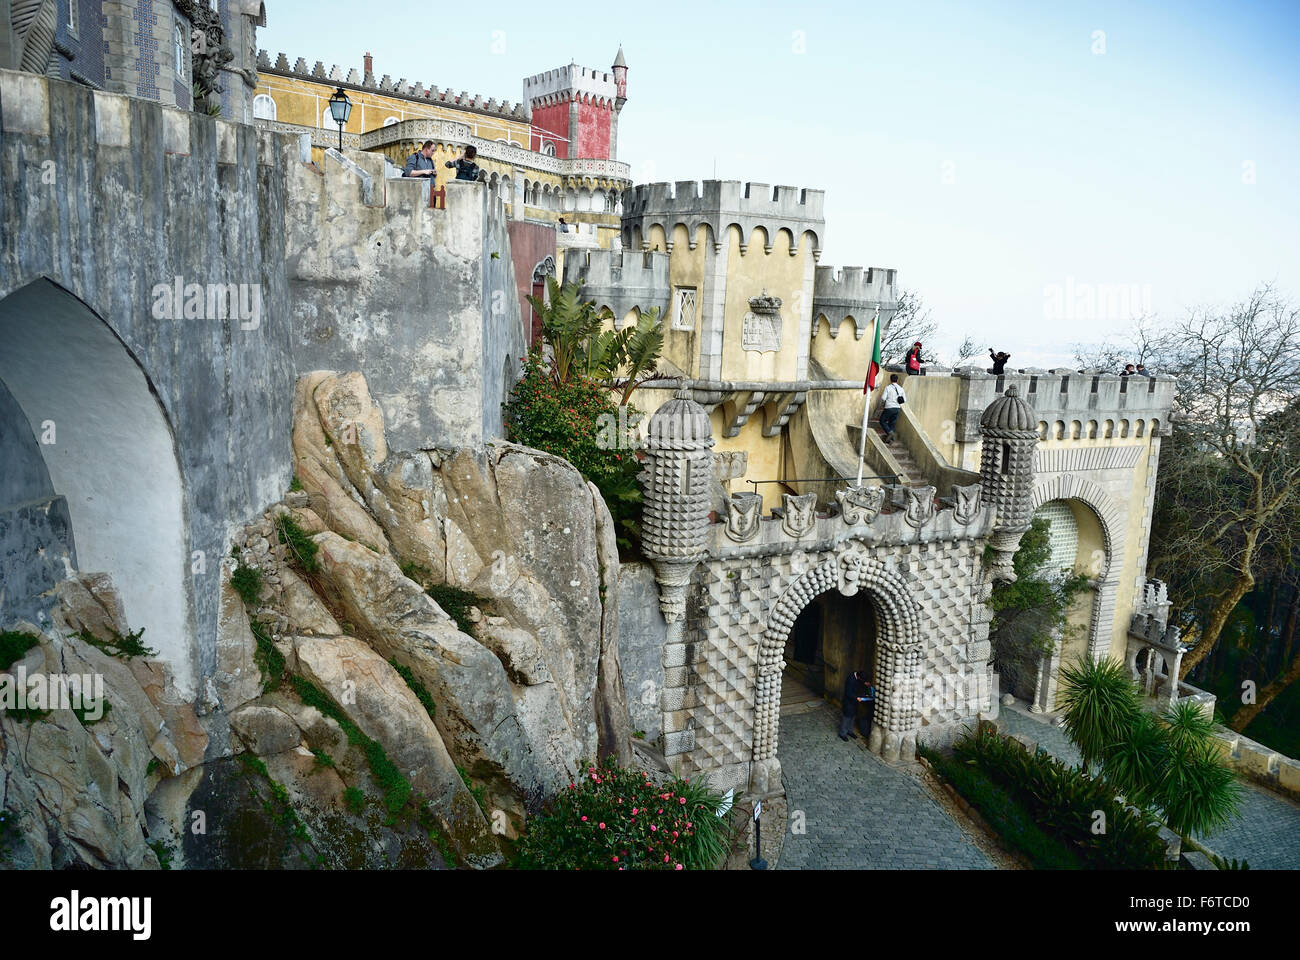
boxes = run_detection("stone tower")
[978,385,1038,581]
[640,395,714,621]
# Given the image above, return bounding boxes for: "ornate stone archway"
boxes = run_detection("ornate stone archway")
[1031,474,1124,662]
[751,543,922,791]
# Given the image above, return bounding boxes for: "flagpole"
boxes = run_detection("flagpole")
[856,306,881,488]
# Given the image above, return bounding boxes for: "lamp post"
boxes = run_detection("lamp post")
[327,86,352,151]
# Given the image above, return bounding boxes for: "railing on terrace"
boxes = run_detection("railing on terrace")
[360,118,632,181]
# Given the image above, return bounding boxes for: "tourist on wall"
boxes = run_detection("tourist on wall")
[989,348,1011,375]
[839,671,875,741]
[879,374,905,443]
[1121,363,1136,376]
[1137,363,1153,377]
[403,140,437,179]
[446,145,481,181]
[905,341,926,375]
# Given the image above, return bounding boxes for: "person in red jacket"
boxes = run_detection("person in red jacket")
[905,342,926,375]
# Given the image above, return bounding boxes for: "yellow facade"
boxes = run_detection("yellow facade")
[254,72,531,145]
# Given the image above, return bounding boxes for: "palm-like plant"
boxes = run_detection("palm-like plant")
[1058,657,1142,773]
[1100,710,1167,807]
[1158,739,1243,840]
[528,278,606,385]
[528,281,666,400]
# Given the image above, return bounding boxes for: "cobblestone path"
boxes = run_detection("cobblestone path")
[999,706,1300,869]
[777,709,994,869]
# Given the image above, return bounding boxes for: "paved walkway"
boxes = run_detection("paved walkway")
[999,705,1300,870]
[777,709,994,870]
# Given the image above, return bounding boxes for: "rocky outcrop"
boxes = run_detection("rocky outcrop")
[0,577,195,869]
[2,370,635,869]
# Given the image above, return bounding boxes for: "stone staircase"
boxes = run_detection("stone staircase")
[870,421,928,487]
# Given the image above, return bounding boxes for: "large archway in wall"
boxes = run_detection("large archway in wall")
[0,279,195,693]
[753,547,922,790]
[1031,474,1124,663]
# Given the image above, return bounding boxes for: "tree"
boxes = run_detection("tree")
[1058,661,1243,842]
[530,278,667,403]
[880,288,937,363]
[1146,288,1300,691]
[987,517,1090,700]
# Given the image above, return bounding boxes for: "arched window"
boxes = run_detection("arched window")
[252,94,277,120]
[174,22,188,79]
[382,116,400,127]
[543,141,556,157]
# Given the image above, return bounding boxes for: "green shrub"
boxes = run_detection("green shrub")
[344,787,365,815]
[503,350,644,554]
[148,839,175,870]
[230,562,263,607]
[920,744,1081,869]
[276,515,320,573]
[311,748,336,769]
[423,582,485,637]
[75,626,157,660]
[952,726,1167,869]
[390,659,436,719]
[249,620,285,692]
[515,757,732,870]
[0,631,40,671]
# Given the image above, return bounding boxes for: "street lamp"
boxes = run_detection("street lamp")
[327,86,352,151]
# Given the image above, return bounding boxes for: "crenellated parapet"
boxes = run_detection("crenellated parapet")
[258,49,529,123]
[950,368,1175,444]
[622,180,825,257]
[522,63,621,113]
[811,265,900,339]
[561,249,670,321]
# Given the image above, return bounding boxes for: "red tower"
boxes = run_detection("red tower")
[523,48,627,160]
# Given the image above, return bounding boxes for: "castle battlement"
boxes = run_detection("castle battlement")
[560,249,671,321]
[626,180,825,220]
[622,180,825,257]
[523,63,619,107]
[813,265,898,306]
[259,50,529,122]
[809,266,900,339]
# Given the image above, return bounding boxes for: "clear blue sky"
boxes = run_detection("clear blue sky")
[260,0,1300,366]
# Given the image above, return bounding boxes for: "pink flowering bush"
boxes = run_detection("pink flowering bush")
[515,757,732,870]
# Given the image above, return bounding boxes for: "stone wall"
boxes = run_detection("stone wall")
[616,561,668,742]
[0,69,297,697]
[1,68,527,701]
[284,150,526,451]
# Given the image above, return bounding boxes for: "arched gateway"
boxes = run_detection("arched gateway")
[637,387,1041,798]
[754,549,922,775]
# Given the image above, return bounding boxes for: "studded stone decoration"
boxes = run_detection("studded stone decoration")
[951,481,982,525]
[725,491,762,542]
[903,485,937,528]
[753,545,923,775]
[978,386,1039,581]
[780,492,818,538]
[835,483,885,525]
[640,395,715,620]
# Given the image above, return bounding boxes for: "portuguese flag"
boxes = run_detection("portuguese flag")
[863,308,883,394]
